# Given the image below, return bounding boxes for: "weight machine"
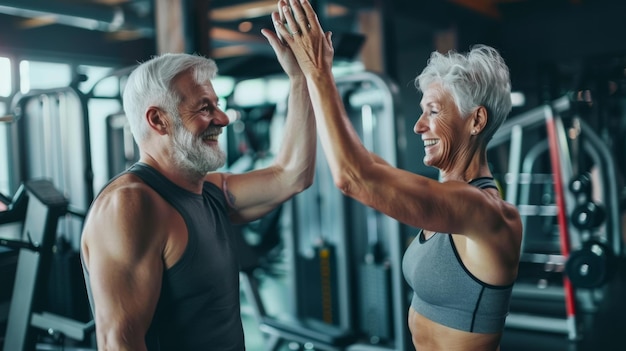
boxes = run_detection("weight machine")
[0,179,94,351]
[3,84,94,249]
[488,95,623,341]
[240,71,410,351]
[0,76,98,351]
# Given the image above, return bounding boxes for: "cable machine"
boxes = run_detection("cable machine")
[488,95,623,341]
[242,71,410,351]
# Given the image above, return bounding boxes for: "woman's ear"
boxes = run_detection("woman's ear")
[472,106,488,135]
[146,107,169,135]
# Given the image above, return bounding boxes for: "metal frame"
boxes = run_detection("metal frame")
[489,95,623,340]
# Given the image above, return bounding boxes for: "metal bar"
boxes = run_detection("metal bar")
[31,312,94,341]
[505,124,522,205]
[506,313,569,334]
[544,108,578,341]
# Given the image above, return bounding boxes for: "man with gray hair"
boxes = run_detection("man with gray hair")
[80,28,316,351]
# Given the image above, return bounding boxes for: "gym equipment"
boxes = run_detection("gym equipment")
[5,86,93,251]
[544,100,578,341]
[240,269,355,351]
[239,71,408,351]
[0,184,27,225]
[235,101,353,350]
[348,91,392,344]
[293,71,406,351]
[105,111,139,179]
[342,73,407,351]
[565,240,616,289]
[0,179,94,351]
[570,201,605,230]
[569,173,592,198]
[488,94,623,341]
[85,65,137,192]
[490,99,578,337]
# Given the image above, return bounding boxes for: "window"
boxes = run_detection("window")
[20,60,71,93]
[213,76,235,99]
[233,78,267,107]
[77,65,115,94]
[0,56,10,195]
[0,57,11,97]
[0,102,8,195]
[91,75,120,97]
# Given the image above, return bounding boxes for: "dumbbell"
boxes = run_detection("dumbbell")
[571,201,605,230]
[565,240,616,289]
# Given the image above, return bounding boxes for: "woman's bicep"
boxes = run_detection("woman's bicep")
[344,164,447,229]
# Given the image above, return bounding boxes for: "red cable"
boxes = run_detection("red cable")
[545,111,578,340]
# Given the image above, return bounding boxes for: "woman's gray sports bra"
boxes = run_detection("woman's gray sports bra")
[401,177,513,334]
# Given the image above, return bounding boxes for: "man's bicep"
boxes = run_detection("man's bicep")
[84,200,164,346]
[209,169,290,223]
[89,245,163,314]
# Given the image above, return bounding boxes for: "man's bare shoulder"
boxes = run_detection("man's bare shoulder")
[81,174,173,262]
[91,174,160,210]
[83,174,169,238]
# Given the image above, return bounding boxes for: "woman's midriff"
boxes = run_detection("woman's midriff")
[408,307,502,351]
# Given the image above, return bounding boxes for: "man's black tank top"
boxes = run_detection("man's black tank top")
[82,163,244,350]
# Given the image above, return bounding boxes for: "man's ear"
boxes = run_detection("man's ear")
[472,106,488,135]
[146,107,169,135]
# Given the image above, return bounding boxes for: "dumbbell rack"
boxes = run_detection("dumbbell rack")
[488,95,623,341]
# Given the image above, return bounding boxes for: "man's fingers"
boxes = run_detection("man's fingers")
[277,0,287,42]
[280,4,298,36]
[270,11,286,44]
[278,0,287,23]
[273,11,293,44]
[261,28,279,50]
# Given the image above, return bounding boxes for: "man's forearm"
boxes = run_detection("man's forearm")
[273,75,316,188]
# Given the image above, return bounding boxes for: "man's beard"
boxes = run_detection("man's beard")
[171,120,226,178]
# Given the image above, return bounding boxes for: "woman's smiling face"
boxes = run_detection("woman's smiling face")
[414,82,474,171]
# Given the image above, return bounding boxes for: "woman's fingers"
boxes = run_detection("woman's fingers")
[288,0,308,33]
[297,0,322,34]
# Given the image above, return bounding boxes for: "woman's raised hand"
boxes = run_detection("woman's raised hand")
[272,0,334,77]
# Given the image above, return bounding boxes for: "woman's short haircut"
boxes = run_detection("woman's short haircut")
[416,45,512,142]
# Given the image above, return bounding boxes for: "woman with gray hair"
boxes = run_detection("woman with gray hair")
[265,0,522,350]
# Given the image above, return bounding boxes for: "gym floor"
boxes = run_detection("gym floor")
[241,257,626,351]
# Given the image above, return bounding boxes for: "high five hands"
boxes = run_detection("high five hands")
[261,0,334,78]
